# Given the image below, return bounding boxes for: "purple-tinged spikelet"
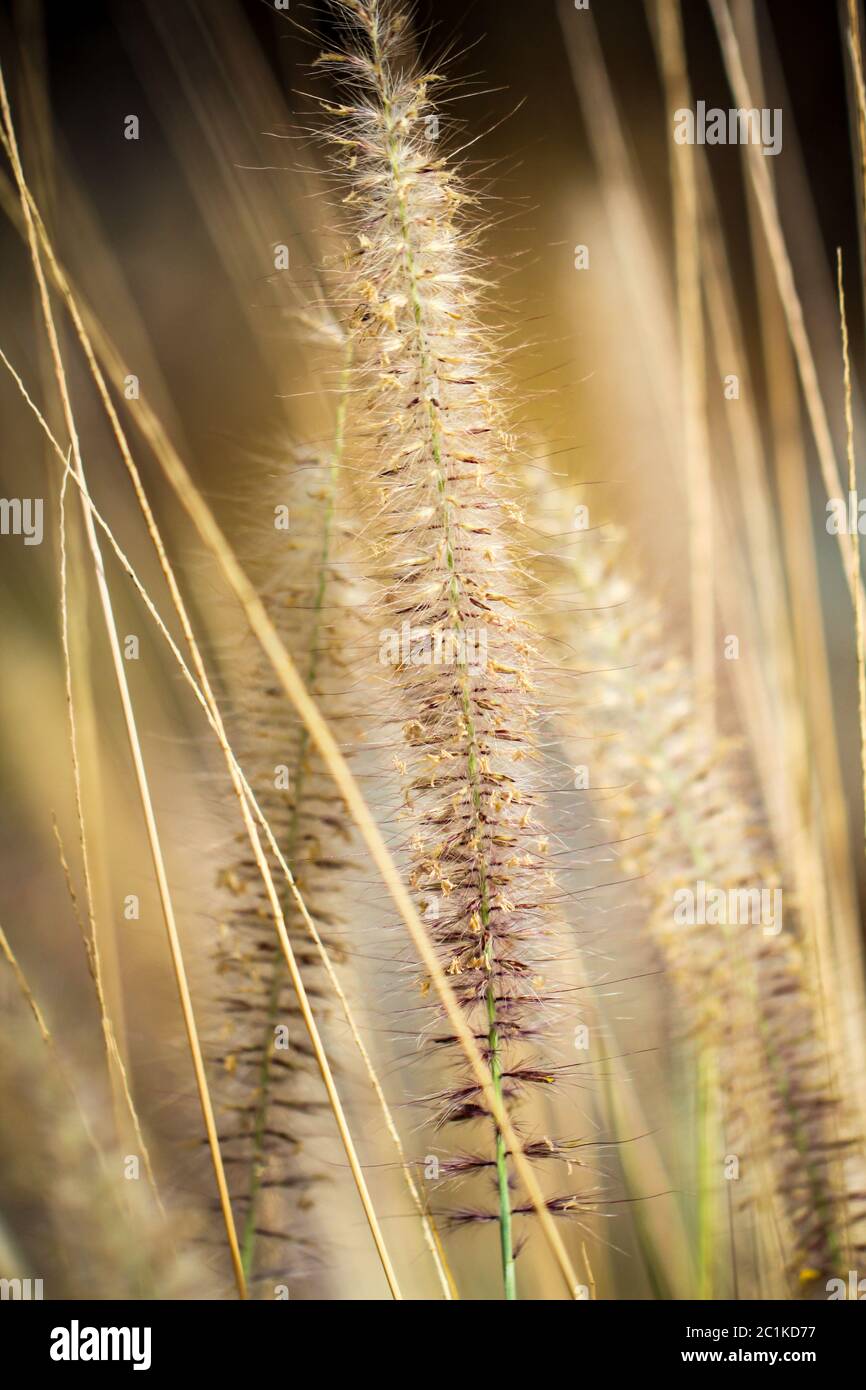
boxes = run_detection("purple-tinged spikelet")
[316,0,578,1296]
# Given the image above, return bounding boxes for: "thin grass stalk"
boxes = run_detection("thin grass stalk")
[708,0,864,612]
[559,0,780,851]
[654,0,808,857]
[696,1049,717,1299]
[562,1,800,843]
[691,61,853,1216]
[837,250,866,868]
[0,60,248,1299]
[841,7,866,862]
[719,0,866,1140]
[596,1063,691,1299]
[57,469,163,1211]
[695,154,813,849]
[651,0,715,719]
[652,1,720,1283]
[845,0,866,311]
[0,925,51,1043]
[0,920,121,1193]
[732,4,865,1121]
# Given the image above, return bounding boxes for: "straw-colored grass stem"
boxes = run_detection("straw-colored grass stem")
[0,59,247,1299]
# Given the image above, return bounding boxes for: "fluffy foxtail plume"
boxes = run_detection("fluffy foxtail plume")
[212,441,359,1296]
[536,494,866,1297]
[317,0,576,1298]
